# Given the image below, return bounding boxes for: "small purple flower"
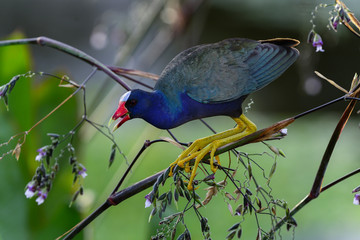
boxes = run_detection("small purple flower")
[308,31,325,53]
[78,167,87,178]
[353,194,360,205]
[331,16,340,30]
[36,189,48,205]
[25,181,37,198]
[35,147,47,161]
[145,193,152,208]
[333,21,339,30]
[312,34,324,52]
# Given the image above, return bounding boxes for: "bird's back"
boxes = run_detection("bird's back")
[155,38,299,104]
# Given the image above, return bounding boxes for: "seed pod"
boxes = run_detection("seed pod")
[237,228,242,239]
[174,188,179,202]
[227,223,240,231]
[167,191,172,204]
[108,144,116,167]
[226,230,236,240]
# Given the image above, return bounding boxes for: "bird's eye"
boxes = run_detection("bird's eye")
[128,99,137,107]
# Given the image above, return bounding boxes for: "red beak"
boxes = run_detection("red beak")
[111,101,130,131]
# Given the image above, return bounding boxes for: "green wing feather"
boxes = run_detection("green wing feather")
[155,38,299,104]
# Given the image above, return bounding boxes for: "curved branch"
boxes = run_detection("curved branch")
[0,37,131,90]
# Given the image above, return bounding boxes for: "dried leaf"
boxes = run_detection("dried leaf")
[256,207,267,213]
[202,186,217,205]
[272,206,277,216]
[12,143,21,161]
[234,188,242,201]
[315,71,348,93]
[227,202,234,215]
[217,180,227,187]
[108,66,159,80]
[225,192,236,201]
[231,168,237,178]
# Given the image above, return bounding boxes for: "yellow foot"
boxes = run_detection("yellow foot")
[169,114,257,190]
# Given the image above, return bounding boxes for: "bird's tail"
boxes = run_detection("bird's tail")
[259,38,300,48]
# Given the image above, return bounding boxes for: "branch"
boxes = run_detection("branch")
[0,37,131,90]
[310,97,358,198]
[266,96,359,239]
[60,171,163,240]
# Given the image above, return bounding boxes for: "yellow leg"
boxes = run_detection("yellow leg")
[169,114,257,190]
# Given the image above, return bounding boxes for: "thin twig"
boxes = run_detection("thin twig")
[110,139,166,195]
[321,168,360,192]
[107,66,159,81]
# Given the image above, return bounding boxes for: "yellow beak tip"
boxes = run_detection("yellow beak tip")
[108,118,114,128]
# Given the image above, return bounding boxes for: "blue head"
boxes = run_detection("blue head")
[112,89,179,129]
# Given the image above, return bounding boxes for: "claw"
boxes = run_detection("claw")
[210,155,221,173]
[167,114,257,190]
[184,162,191,173]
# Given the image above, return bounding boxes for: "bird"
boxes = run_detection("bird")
[111,37,299,190]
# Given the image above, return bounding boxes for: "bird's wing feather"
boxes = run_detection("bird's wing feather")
[155,38,299,104]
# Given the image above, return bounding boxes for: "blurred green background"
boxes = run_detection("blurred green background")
[1,0,360,239]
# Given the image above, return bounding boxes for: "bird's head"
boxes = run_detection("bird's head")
[111,91,132,131]
[111,90,154,131]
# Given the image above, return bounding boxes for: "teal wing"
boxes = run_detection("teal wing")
[155,38,299,103]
